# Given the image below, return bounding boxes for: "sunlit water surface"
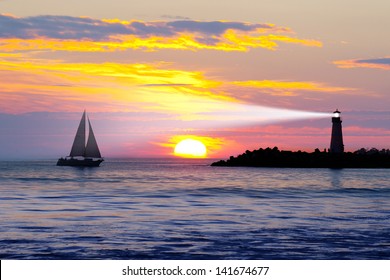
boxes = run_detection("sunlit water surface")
[0,159,389,259]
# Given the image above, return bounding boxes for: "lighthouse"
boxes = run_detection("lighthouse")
[330,109,344,153]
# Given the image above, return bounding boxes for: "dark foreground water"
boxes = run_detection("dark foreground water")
[0,159,389,259]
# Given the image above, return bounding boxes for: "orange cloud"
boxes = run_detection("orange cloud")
[334,57,390,70]
[0,58,233,114]
[230,80,353,96]
[0,55,357,116]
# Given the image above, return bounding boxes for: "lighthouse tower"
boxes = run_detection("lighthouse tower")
[330,109,344,153]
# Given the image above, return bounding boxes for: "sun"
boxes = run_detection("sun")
[174,139,207,158]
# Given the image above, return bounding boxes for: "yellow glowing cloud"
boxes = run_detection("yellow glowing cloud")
[0,60,217,87]
[0,53,21,58]
[0,33,322,53]
[0,58,233,114]
[0,38,115,53]
[0,55,357,115]
[222,31,322,51]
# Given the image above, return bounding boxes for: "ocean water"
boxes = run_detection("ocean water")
[0,158,389,260]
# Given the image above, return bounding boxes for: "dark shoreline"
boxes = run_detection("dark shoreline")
[211,147,390,168]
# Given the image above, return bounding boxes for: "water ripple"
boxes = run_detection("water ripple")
[0,159,389,259]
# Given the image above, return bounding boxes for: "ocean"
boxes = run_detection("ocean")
[0,158,389,259]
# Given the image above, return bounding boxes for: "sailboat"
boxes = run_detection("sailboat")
[57,110,104,167]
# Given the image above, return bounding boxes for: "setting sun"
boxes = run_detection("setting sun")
[174,139,207,158]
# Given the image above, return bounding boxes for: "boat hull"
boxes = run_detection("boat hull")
[56,158,104,167]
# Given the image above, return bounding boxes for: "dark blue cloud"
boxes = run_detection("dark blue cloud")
[0,14,277,41]
[129,21,174,37]
[0,14,134,40]
[356,58,390,65]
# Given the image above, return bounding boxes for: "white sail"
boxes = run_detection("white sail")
[69,110,86,157]
[85,117,102,158]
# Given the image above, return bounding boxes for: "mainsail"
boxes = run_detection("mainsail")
[85,118,102,158]
[69,111,86,157]
[69,111,102,158]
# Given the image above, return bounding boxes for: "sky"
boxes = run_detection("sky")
[0,0,389,159]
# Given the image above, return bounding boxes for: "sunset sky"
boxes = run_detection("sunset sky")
[1,0,389,159]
